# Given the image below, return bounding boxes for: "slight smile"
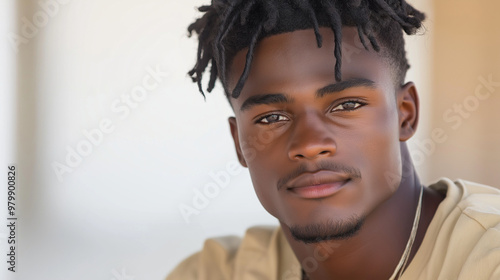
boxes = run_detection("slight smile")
[286,170,351,199]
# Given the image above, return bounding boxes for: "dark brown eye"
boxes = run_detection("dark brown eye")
[257,114,289,124]
[331,101,364,112]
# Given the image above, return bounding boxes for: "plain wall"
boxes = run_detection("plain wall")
[426,0,500,186]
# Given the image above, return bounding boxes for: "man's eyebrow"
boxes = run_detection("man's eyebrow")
[316,78,376,98]
[240,93,294,112]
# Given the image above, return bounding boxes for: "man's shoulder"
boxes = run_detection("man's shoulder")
[454,179,500,229]
[430,178,500,229]
[202,225,281,256]
[406,178,500,279]
[166,225,298,280]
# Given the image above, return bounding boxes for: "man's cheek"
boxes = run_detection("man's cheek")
[251,174,280,217]
[239,139,257,163]
[358,126,399,171]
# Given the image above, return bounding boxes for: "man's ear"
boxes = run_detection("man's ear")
[397,82,420,141]
[228,117,247,167]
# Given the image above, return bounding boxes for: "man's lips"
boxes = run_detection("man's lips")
[285,170,351,199]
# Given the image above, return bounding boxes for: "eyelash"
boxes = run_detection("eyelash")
[255,113,289,124]
[330,99,366,112]
[254,99,367,125]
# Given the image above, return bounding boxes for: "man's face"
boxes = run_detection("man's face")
[227,27,410,241]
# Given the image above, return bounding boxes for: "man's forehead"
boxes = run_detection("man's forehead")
[227,27,391,103]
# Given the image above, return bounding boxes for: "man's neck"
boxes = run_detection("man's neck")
[280,164,445,280]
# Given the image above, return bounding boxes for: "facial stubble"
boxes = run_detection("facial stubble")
[289,215,366,244]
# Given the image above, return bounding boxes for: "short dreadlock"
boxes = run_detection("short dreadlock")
[187,0,425,99]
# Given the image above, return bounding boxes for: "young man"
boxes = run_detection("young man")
[168,1,500,279]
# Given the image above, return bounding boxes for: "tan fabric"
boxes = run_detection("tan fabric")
[402,178,500,280]
[166,178,500,280]
[166,225,301,280]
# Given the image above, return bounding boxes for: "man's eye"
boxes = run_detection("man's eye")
[331,101,365,112]
[257,114,289,124]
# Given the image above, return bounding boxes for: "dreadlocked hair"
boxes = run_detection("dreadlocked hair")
[187,0,425,99]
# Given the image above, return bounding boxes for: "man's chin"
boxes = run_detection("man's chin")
[288,215,365,244]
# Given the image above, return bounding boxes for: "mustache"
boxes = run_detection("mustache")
[277,161,362,190]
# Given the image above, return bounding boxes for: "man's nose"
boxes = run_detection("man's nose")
[287,112,337,161]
